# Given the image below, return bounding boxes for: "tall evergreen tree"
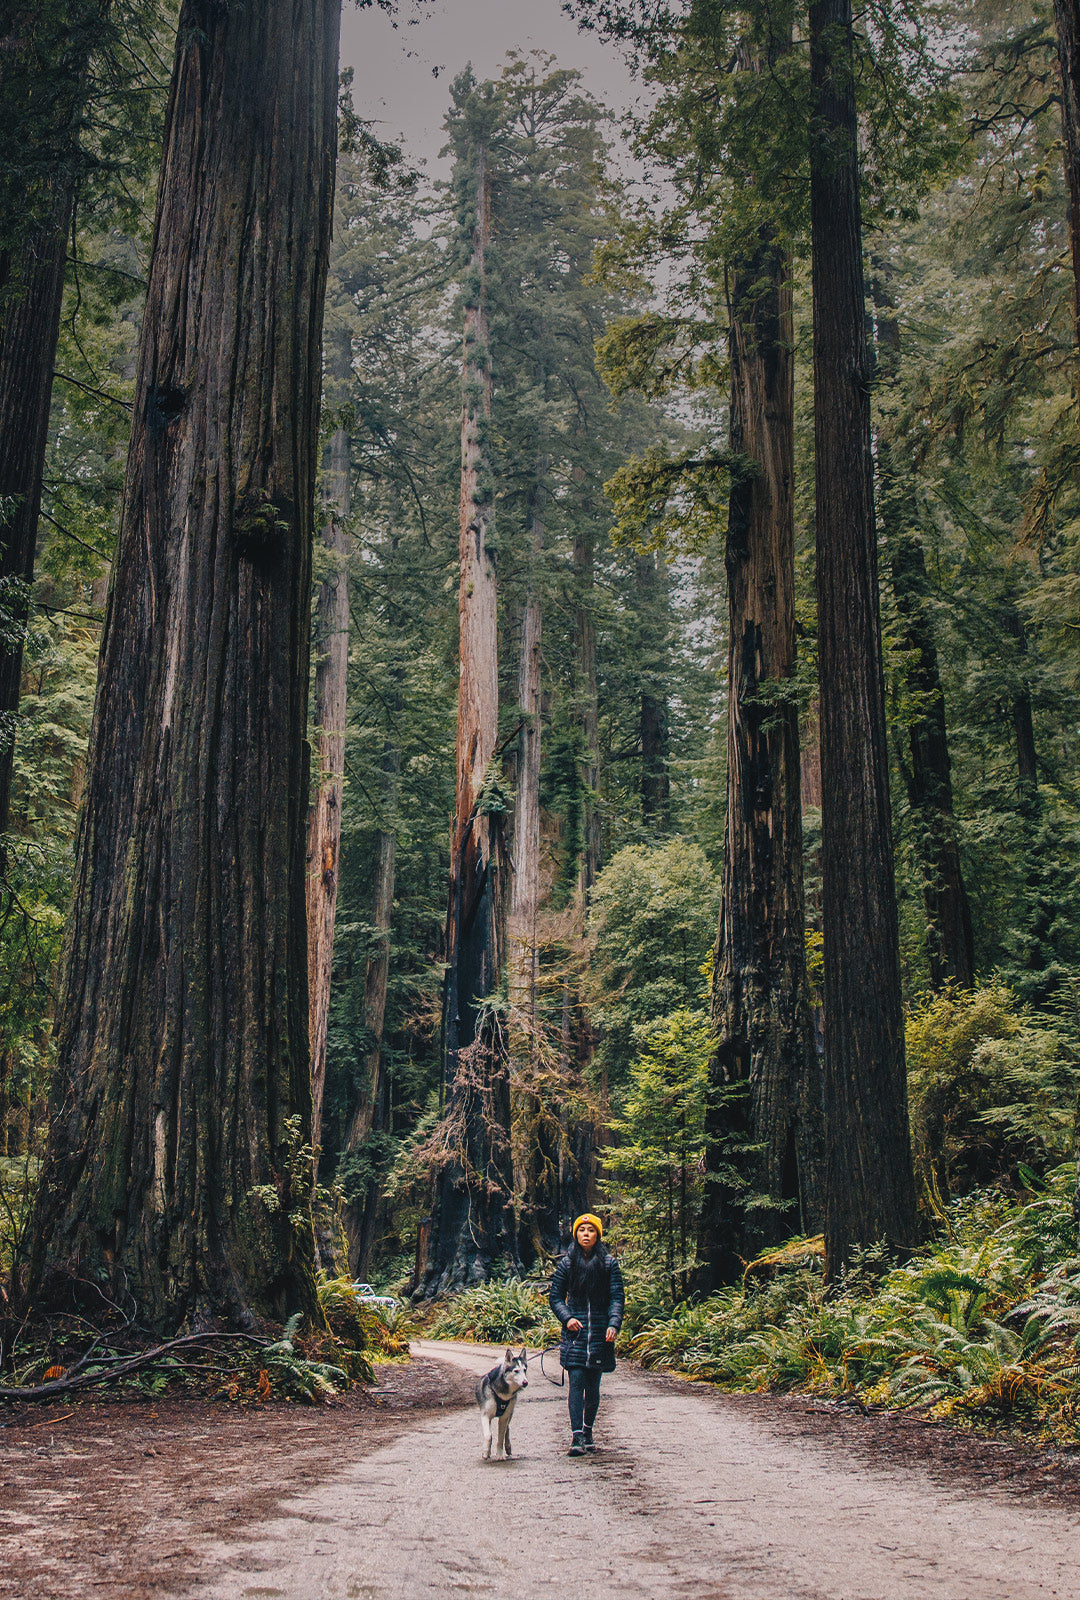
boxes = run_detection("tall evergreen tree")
[423,75,517,1292]
[809,0,918,1267]
[30,0,341,1329]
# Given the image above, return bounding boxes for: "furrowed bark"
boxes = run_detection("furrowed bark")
[307,414,351,1164]
[699,236,822,1287]
[30,0,341,1330]
[809,0,918,1273]
[871,270,974,992]
[424,133,515,1293]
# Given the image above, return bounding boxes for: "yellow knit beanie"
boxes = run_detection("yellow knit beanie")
[572,1212,604,1242]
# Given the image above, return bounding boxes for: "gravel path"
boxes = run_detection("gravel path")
[186,1339,1080,1600]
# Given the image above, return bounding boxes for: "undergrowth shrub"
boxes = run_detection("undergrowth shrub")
[317,1273,412,1361]
[906,983,1077,1206]
[427,1276,560,1346]
[626,1169,1080,1441]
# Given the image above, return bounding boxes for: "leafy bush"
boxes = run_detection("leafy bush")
[605,1007,712,1298]
[588,841,720,1090]
[906,982,1077,1205]
[317,1273,412,1360]
[427,1276,560,1347]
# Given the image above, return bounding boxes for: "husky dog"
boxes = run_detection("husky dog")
[475,1347,529,1461]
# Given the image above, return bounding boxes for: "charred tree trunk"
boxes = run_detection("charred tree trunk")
[698,236,822,1287]
[1054,0,1080,355]
[306,415,351,1163]
[30,0,340,1330]
[809,0,918,1273]
[871,271,974,992]
[423,133,515,1294]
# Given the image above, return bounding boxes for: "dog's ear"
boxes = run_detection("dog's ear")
[504,1346,514,1364]
[517,1346,527,1361]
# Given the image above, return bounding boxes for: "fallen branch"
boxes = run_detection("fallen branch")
[0,1331,268,1402]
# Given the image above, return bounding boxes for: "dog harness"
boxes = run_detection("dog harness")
[493,1390,514,1418]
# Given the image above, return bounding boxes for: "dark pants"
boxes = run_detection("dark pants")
[567,1366,602,1434]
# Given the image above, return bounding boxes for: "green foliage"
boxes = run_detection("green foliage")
[628,1172,1080,1440]
[254,1314,356,1402]
[317,1273,412,1360]
[588,840,720,1088]
[906,982,1079,1205]
[605,1007,712,1296]
[0,1156,41,1279]
[427,1276,560,1346]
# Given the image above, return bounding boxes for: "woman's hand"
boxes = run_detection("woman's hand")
[566,1317,583,1333]
[605,1327,617,1342]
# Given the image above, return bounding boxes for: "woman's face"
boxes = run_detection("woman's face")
[575,1221,598,1252]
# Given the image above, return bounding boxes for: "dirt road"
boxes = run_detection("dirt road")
[186,1339,1080,1600]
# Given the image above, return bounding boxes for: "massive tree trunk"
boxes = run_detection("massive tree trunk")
[1054,0,1080,354]
[871,271,974,992]
[423,133,515,1294]
[636,549,671,831]
[698,237,822,1286]
[306,415,351,1163]
[30,0,340,1330]
[809,0,918,1273]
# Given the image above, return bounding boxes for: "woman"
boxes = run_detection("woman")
[548,1213,625,1456]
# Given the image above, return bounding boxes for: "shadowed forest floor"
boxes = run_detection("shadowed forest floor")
[0,1356,474,1598]
[2,1345,1080,1597]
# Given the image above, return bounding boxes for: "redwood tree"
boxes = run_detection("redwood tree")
[809,0,918,1270]
[422,79,516,1293]
[30,0,341,1330]
[698,234,822,1284]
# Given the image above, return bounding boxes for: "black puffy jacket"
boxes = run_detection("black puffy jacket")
[549,1248,625,1371]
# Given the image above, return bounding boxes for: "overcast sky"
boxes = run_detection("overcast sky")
[340,0,641,172]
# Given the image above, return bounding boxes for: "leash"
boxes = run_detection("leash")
[536,1345,565,1387]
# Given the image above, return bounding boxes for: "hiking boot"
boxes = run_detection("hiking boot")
[568,1432,586,1456]
[582,1426,596,1452]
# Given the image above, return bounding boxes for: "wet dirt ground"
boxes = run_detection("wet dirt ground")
[3,1341,1080,1598]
